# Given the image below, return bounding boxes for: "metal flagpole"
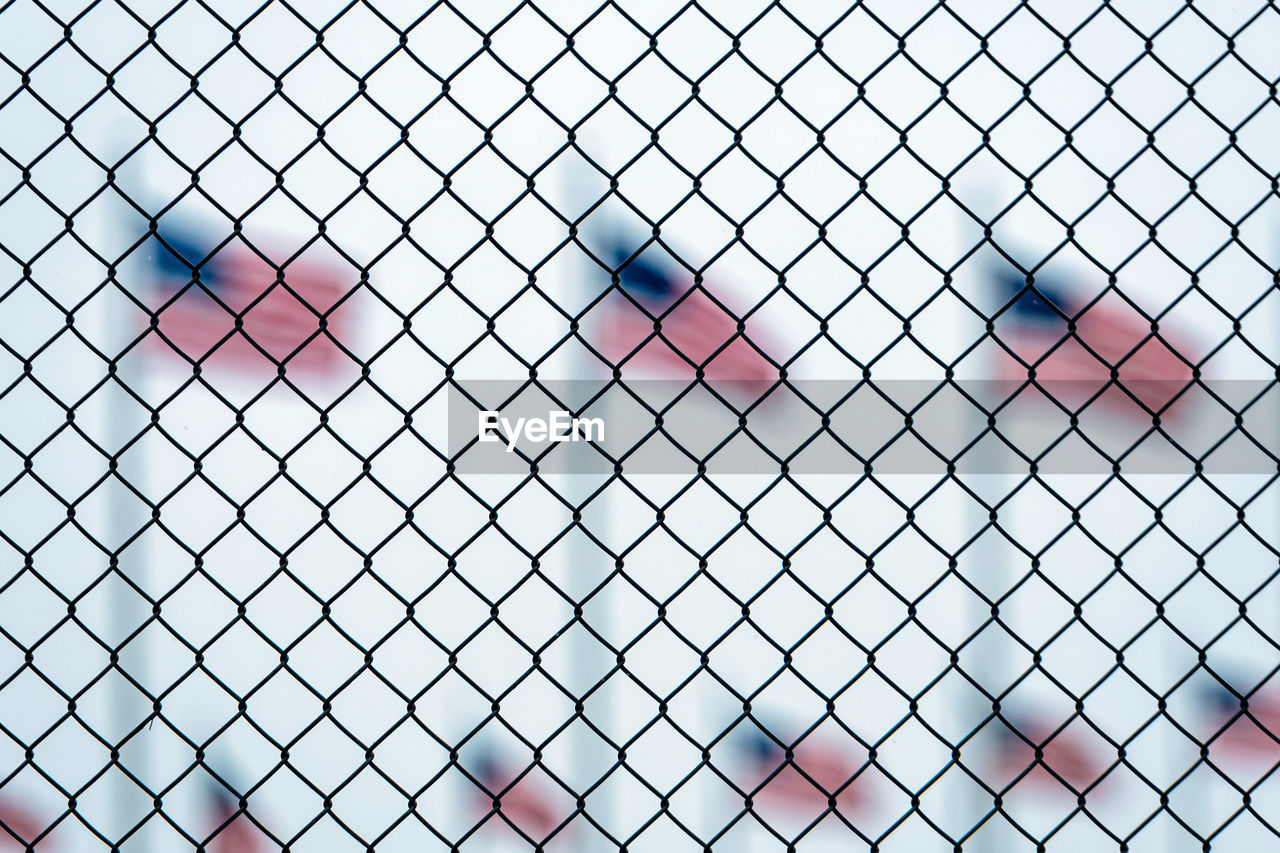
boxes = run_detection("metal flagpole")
[562,158,619,853]
[104,143,155,853]
[961,208,1015,853]
[962,408,1012,853]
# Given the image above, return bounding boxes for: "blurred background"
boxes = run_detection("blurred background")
[2,0,1280,850]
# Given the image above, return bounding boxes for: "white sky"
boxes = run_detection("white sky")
[2,1,1280,851]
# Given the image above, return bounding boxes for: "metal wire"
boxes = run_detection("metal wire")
[2,0,1280,851]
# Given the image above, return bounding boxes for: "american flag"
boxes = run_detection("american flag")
[1201,677,1280,759]
[595,241,778,382]
[0,799,45,849]
[205,785,268,853]
[740,728,866,823]
[148,226,350,376]
[992,715,1103,793]
[993,266,1194,418]
[470,751,568,842]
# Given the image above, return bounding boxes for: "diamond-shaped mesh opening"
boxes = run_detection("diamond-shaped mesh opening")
[2,1,1280,851]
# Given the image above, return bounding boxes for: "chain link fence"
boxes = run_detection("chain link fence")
[3,0,1280,850]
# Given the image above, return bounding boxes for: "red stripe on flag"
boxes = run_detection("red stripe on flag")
[151,239,350,377]
[208,799,268,853]
[471,760,571,841]
[1001,294,1193,419]
[993,720,1103,793]
[741,734,867,825]
[1209,692,1280,759]
[0,800,45,849]
[604,287,776,381]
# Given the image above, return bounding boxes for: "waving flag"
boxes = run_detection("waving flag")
[595,240,778,382]
[993,266,1195,418]
[469,750,570,842]
[992,715,1104,793]
[1201,677,1280,759]
[739,727,867,824]
[147,225,351,376]
[205,784,268,853]
[0,799,45,849]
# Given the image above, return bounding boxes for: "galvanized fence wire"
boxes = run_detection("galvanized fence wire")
[2,0,1280,851]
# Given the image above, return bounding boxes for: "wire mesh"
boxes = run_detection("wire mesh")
[2,0,1280,851]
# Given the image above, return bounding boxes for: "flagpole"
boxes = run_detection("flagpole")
[104,136,154,853]
[965,396,1011,853]
[564,159,776,851]
[562,158,619,853]
[962,218,1014,853]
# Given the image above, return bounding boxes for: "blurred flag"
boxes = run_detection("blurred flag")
[992,715,1104,792]
[1201,678,1280,759]
[147,226,351,376]
[205,785,268,853]
[740,728,866,822]
[993,266,1194,417]
[595,240,778,382]
[470,751,568,841]
[0,799,45,849]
